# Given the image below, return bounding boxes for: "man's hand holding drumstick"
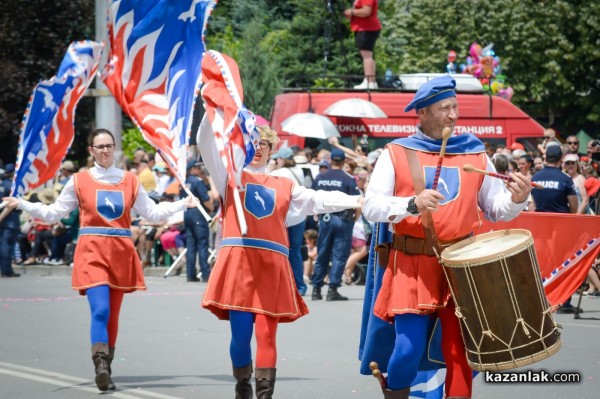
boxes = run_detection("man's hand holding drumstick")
[463,164,535,204]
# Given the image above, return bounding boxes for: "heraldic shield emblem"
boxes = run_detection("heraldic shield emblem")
[244,183,276,219]
[424,166,460,205]
[96,190,125,222]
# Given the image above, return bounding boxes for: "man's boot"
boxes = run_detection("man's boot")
[326,286,348,301]
[255,367,276,399]
[382,387,410,399]
[311,287,322,300]
[91,343,110,391]
[233,363,253,399]
[107,346,116,390]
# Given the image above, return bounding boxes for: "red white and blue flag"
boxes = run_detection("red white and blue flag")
[11,40,103,197]
[200,50,261,190]
[102,0,217,183]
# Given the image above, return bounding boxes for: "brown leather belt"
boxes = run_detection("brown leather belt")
[391,233,471,256]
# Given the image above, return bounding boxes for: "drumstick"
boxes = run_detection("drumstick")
[432,127,453,190]
[369,361,387,388]
[463,164,544,189]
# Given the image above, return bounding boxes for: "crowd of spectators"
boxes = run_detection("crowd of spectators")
[2,131,599,292]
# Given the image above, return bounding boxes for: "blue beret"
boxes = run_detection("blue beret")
[404,75,457,112]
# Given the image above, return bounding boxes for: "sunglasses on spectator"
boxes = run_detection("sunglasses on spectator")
[567,141,579,145]
[565,161,577,165]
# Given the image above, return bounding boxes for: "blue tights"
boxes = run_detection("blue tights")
[86,285,124,346]
[229,310,254,368]
[229,310,278,368]
[387,313,429,390]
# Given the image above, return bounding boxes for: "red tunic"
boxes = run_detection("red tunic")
[202,171,309,322]
[72,170,144,294]
[374,144,486,320]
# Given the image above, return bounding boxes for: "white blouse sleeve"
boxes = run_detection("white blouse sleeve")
[17,179,78,223]
[132,183,185,223]
[363,149,412,223]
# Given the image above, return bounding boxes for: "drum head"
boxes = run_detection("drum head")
[441,229,532,266]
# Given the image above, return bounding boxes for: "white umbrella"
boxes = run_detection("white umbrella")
[281,113,340,139]
[324,98,387,119]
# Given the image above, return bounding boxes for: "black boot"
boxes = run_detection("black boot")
[326,286,348,301]
[311,287,322,300]
[233,363,253,399]
[108,346,116,390]
[91,343,110,391]
[382,387,410,398]
[255,368,276,399]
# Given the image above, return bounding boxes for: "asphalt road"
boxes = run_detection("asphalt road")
[1,266,599,399]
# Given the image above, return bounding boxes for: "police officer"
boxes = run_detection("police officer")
[0,164,21,277]
[181,160,214,282]
[311,149,360,301]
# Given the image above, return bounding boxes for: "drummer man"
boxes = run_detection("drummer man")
[362,75,532,399]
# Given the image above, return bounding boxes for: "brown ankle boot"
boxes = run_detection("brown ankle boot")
[91,343,110,391]
[255,368,276,399]
[108,347,116,390]
[233,363,253,399]
[382,387,410,399]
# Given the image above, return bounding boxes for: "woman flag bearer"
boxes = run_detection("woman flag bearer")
[3,128,199,391]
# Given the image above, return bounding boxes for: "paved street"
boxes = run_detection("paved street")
[1,266,599,398]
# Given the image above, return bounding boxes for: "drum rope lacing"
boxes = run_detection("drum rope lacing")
[441,241,562,371]
[499,252,531,338]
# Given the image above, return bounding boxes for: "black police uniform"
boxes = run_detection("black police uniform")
[310,168,360,300]
[180,175,212,281]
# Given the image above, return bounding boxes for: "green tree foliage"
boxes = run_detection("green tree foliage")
[2,0,598,167]
[121,127,154,161]
[391,0,600,134]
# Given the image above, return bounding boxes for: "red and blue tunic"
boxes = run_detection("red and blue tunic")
[72,170,144,294]
[374,141,487,319]
[202,170,309,322]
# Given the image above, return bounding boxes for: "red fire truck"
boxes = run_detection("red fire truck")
[269,74,544,152]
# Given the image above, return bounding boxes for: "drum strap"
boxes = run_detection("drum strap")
[403,147,441,256]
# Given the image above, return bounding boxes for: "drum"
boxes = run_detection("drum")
[440,229,561,372]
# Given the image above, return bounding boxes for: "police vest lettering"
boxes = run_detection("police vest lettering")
[536,180,560,189]
[317,180,343,188]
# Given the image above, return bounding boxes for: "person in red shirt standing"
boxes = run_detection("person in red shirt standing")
[345,0,382,89]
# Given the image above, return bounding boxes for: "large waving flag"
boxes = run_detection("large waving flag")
[11,40,103,197]
[200,50,260,188]
[200,50,261,234]
[359,213,600,398]
[479,212,600,306]
[102,0,217,185]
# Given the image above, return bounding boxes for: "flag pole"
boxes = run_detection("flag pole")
[159,152,212,223]
[232,186,247,236]
[182,183,212,223]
